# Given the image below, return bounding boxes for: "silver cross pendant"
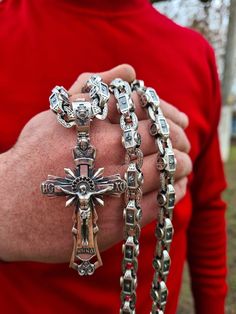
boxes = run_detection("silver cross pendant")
[41,97,126,275]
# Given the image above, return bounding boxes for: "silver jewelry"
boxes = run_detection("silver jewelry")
[110,78,144,314]
[131,80,176,314]
[82,74,110,120]
[49,86,75,128]
[42,76,176,313]
[42,80,127,275]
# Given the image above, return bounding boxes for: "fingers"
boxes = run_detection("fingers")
[141,149,192,194]
[106,92,189,129]
[104,147,192,195]
[174,177,188,203]
[167,119,191,153]
[138,119,191,156]
[141,176,188,227]
[160,99,189,129]
[107,92,144,123]
[68,64,136,94]
[93,121,190,169]
[68,68,189,132]
[91,119,192,185]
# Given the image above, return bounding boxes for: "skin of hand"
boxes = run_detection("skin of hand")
[0,64,192,263]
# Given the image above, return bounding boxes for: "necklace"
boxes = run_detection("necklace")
[41,76,176,313]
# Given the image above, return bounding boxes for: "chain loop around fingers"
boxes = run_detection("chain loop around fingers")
[110,78,144,314]
[132,80,176,314]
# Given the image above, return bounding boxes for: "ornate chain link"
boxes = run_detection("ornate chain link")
[82,74,110,120]
[49,86,75,128]
[131,80,176,314]
[110,79,144,314]
[49,75,110,128]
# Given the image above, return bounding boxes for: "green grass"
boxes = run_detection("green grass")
[224,145,236,314]
[177,145,236,313]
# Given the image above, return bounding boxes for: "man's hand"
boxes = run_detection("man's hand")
[0,64,192,263]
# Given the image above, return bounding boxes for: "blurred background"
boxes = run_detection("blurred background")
[152,0,236,313]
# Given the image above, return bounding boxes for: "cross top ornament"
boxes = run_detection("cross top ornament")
[41,81,127,275]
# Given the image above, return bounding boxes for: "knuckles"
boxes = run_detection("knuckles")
[175,177,188,203]
[168,119,191,153]
[175,149,193,179]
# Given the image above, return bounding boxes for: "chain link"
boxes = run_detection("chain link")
[49,75,110,127]
[49,86,75,128]
[131,80,176,314]
[110,78,144,314]
[82,74,110,120]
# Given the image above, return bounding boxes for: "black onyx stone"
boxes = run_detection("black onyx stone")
[168,194,175,208]
[166,228,173,241]
[163,260,170,271]
[160,118,168,133]
[168,155,175,170]
[161,290,168,302]
[126,209,135,224]
[125,245,134,259]
[149,89,158,102]
[124,279,132,293]
[128,173,136,187]
[118,95,129,112]
[125,131,132,143]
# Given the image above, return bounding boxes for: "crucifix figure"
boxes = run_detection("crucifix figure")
[41,99,127,275]
[41,143,126,275]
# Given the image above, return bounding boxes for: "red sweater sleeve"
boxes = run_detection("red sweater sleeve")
[187,45,227,313]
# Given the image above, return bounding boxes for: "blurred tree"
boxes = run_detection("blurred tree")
[154,0,235,160]
[223,0,236,105]
[154,0,230,78]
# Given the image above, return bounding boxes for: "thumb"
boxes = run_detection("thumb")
[68,64,136,94]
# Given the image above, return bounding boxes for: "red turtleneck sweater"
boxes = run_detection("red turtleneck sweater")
[0,1,227,313]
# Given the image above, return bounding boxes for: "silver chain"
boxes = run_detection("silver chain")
[45,76,176,312]
[110,79,144,314]
[131,80,176,314]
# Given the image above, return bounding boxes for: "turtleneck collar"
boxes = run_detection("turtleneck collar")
[59,0,151,15]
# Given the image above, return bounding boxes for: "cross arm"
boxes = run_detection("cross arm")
[41,175,73,197]
[95,174,127,197]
